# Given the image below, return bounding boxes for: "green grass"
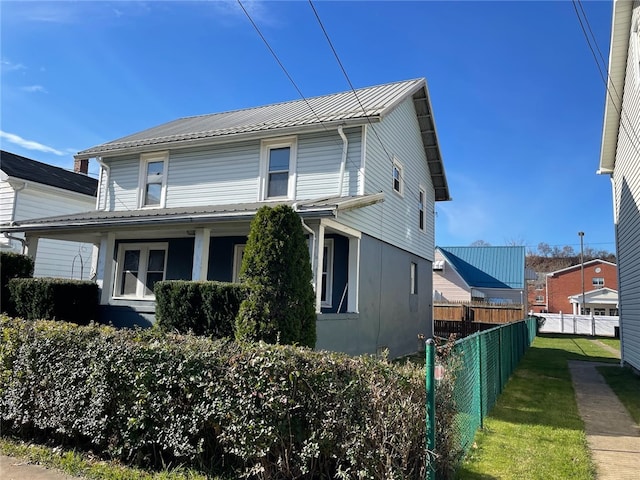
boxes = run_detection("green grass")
[597,365,640,425]
[456,335,619,480]
[595,337,621,351]
[0,437,215,480]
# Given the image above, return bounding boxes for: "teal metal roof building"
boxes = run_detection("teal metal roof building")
[436,246,526,290]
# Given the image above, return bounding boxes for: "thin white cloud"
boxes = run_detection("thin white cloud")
[20,85,47,93]
[2,60,26,72]
[210,0,275,26]
[0,131,64,156]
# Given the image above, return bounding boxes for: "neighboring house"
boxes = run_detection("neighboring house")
[545,260,618,315]
[598,0,640,372]
[432,246,531,308]
[527,272,548,313]
[0,78,450,358]
[0,150,97,280]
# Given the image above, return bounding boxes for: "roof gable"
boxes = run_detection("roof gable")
[437,246,526,289]
[0,150,97,197]
[547,259,617,277]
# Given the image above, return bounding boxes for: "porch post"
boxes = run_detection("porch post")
[315,223,325,314]
[24,234,39,260]
[348,236,360,313]
[192,228,211,281]
[97,232,116,304]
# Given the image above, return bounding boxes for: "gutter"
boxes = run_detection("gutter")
[337,125,348,197]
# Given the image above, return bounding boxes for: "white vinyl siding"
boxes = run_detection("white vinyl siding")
[613,3,640,371]
[296,128,362,199]
[0,181,15,224]
[103,155,140,211]
[339,97,436,260]
[11,186,96,279]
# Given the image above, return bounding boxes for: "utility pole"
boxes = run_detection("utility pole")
[578,231,585,315]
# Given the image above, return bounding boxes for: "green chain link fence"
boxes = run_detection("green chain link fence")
[427,317,538,472]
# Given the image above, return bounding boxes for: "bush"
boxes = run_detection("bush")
[7,278,97,324]
[0,252,34,315]
[0,316,431,479]
[236,205,316,348]
[155,280,247,338]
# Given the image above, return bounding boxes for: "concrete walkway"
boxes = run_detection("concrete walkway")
[569,359,640,480]
[0,455,81,480]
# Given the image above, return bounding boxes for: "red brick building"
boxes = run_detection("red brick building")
[545,260,617,314]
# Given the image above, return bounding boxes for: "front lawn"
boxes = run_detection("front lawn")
[597,365,640,425]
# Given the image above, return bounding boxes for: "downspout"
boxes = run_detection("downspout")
[94,156,110,211]
[293,203,316,276]
[337,125,348,197]
[8,181,27,253]
[608,174,624,366]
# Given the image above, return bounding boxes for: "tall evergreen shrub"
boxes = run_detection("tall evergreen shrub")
[235,205,316,347]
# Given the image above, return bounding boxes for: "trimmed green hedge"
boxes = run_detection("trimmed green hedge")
[154,281,247,338]
[7,278,97,324]
[0,316,432,479]
[0,252,34,315]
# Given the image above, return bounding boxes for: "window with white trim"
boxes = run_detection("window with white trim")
[410,262,417,294]
[114,243,168,299]
[260,137,296,200]
[392,158,403,195]
[321,239,334,307]
[139,152,168,208]
[592,277,605,288]
[418,187,426,231]
[535,295,544,303]
[232,244,246,283]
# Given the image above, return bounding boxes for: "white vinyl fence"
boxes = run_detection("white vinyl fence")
[536,313,619,337]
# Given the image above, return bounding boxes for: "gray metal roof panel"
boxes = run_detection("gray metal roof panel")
[77,79,425,158]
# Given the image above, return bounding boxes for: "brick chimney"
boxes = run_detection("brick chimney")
[73,158,89,174]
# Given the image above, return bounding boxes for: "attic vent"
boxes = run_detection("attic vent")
[433,260,445,271]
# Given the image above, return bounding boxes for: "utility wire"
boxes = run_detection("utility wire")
[572,0,640,157]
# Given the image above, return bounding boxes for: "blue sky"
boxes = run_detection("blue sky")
[1,0,615,254]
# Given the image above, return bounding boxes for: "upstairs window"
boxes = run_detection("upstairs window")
[139,152,168,208]
[260,137,297,200]
[392,158,403,195]
[418,187,426,231]
[592,277,605,288]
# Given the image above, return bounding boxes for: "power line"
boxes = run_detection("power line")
[571,0,640,157]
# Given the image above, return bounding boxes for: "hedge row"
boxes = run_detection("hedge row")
[0,252,34,315]
[154,280,247,338]
[0,316,447,479]
[7,278,98,324]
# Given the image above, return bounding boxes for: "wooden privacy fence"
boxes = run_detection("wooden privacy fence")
[434,302,525,324]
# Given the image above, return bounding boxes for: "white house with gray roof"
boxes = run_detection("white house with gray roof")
[598,0,640,373]
[0,150,97,280]
[0,78,450,357]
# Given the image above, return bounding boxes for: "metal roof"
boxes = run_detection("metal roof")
[0,194,384,234]
[1,150,97,197]
[599,0,634,174]
[437,246,526,289]
[75,78,450,202]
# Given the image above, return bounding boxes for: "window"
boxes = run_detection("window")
[260,137,296,200]
[592,277,605,288]
[321,239,334,307]
[535,295,544,303]
[115,243,168,299]
[139,152,168,208]
[410,262,417,294]
[594,308,606,316]
[609,308,619,316]
[581,307,590,315]
[418,188,426,231]
[392,158,403,195]
[232,244,246,283]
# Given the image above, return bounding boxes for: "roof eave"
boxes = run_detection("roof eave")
[599,0,634,174]
[75,117,379,160]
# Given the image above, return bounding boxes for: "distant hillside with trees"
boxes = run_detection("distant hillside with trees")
[526,242,616,273]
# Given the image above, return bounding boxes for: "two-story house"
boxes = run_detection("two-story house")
[545,260,618,315]
[598,0,640,372]
[0,78,450,357]
[0,150,97,280]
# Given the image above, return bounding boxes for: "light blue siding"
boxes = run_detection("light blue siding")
[104,155,140,211]
[339,97,435,260]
